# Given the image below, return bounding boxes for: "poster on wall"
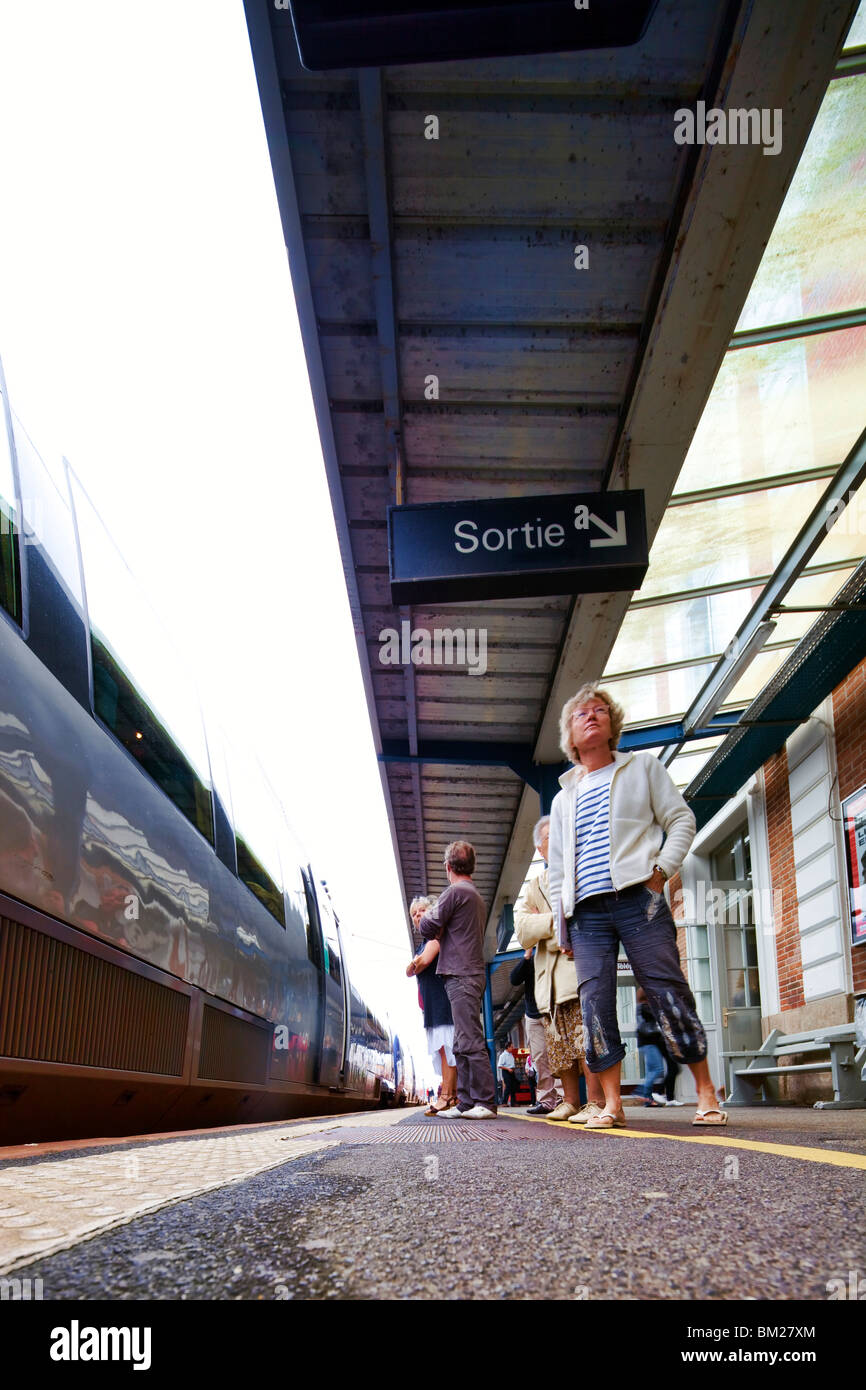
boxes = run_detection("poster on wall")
[842,784,866,948]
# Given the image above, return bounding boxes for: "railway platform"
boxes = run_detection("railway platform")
[1,1103,863,1362]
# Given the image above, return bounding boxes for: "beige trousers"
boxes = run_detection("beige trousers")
[524,1012,562,1109]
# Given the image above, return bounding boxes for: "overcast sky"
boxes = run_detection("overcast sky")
[0,1,433,1075]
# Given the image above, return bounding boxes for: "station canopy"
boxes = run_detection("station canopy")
[244,0,866,951]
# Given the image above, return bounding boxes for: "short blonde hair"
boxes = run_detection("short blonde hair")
[409,895,435,915]
[559,684,625,764]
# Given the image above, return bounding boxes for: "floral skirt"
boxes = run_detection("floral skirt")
[542,999,584,1075]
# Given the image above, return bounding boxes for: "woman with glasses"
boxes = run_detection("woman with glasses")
[547,685,727,1129]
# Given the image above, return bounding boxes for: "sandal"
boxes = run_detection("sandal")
[584,1110,627,1129]
[425,1095,457,1115]
[692,1107,728,1126]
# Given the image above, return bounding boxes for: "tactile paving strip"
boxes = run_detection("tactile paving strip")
[340,1123,507,1143]
[0,1117,403,1275]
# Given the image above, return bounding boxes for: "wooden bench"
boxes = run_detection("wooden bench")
[723,1024,866,1109]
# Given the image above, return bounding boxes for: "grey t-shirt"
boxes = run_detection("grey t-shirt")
[419,880,486,976]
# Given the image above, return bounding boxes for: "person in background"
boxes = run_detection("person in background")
[515,816,606,1124]
[524,1051,537,1106]
[658,1039,683,1106]
[418,840,498,1119]
[406,894,458,1115]
[509,945,563,1115]
[497,1041,517,1106]
[634,986,666,1107]
[549,684,727,1128]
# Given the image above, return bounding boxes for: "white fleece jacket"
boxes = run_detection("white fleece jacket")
[548,749,696,946]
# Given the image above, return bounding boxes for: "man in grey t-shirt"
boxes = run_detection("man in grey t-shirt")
[419,840,497,1118]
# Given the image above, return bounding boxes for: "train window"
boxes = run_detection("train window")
[235,834,285,926]
[226,743,286,928]
[69,473,215,846]
[90,634,214,844]
[13,418,85,609]
[301,870,323,966]
[0,387,22,625]
[283,862,313,956]
[317,890,343,986]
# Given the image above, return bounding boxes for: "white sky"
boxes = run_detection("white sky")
[0,1,432,1079]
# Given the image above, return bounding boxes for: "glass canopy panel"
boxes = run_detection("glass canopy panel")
[640,478,830,602]
[609,566,857,732]
[845,3,866,51]
[604,662,715,726]
[673,326,866,496]
[604,587,761,677]
[667,738,725,790]
[735,76,866,331]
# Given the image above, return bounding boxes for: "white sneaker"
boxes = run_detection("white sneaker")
[651,1093,668,1106]
[437,1105,466,1118]
[568,1102,604,1125]
[666,1098,684,1107]
[460,1105,497,1119]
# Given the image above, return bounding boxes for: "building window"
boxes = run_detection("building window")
[687,923,714,1024]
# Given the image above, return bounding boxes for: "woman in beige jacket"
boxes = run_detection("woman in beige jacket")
[515,816,605,1123]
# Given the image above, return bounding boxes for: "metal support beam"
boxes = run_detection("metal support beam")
[485,950,525,1085]
[483,963,496,1084]
[358,68,402,491]
[380,739,535,782]
[496,903,515,952]
[380,713,742,778]
[359,69,429,895]
[539,765,563,816]
[728,305,866,351]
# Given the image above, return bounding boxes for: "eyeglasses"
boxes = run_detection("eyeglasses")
[571,705,609,721]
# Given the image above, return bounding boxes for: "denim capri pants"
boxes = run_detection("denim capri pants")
[567,882,708,1074]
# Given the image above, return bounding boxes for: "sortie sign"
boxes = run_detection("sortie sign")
[388,491,648,603]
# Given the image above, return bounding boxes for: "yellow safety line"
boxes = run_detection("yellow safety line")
[499,1111,866,1169]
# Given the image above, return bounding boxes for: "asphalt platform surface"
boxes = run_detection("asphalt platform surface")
[6,1103,865,1302]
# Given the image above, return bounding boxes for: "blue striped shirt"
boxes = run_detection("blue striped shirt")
[575,762,615,901]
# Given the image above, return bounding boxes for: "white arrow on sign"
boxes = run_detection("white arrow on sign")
[589,510,627,547]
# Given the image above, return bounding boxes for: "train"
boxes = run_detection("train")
[0,363,418,1143]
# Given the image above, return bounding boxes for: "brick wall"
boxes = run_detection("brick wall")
[763,747,805,1012]
[832,657,866,996]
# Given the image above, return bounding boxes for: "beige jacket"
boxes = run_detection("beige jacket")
[513,868,579,1014]
[548,749,696,942]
